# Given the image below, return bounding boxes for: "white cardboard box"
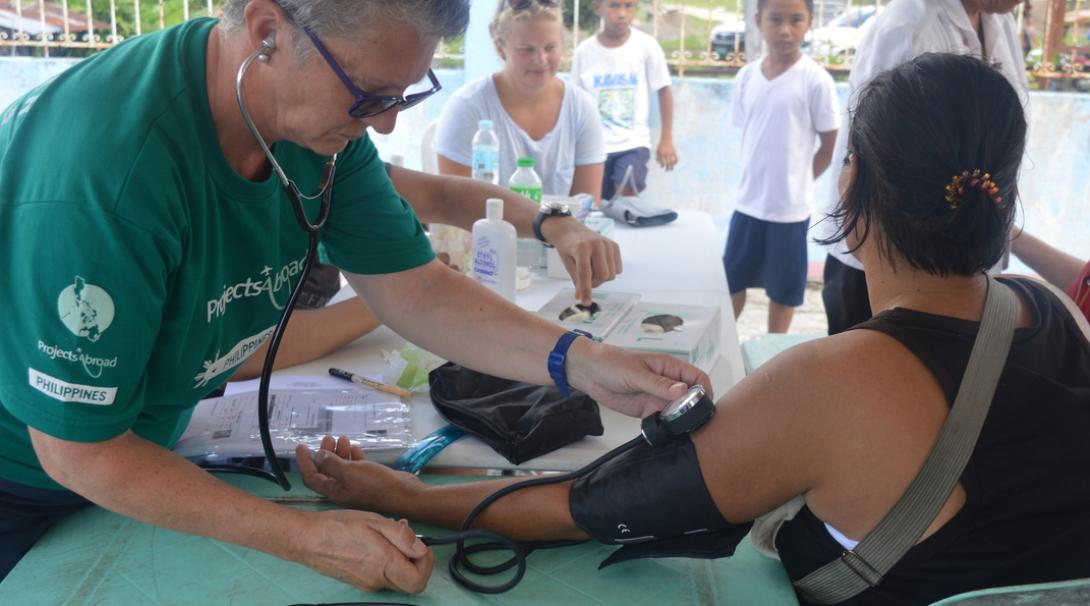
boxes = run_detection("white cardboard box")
[535,289,640,341]
[604,303,721,371]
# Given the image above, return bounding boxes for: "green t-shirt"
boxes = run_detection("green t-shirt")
[0,18,435,489]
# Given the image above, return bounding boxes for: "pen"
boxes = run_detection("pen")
[328,367,414,399]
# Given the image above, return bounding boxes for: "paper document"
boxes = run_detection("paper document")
[174,389,413,462]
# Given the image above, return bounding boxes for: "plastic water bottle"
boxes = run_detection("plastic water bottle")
[471,120,500,185]
[508,157,543,204]
[472,198,517,301]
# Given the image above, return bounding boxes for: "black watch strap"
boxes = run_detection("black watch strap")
[533,206,571,245]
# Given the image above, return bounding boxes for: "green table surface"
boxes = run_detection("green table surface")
[740,334,822,375]
[0,473,799,606]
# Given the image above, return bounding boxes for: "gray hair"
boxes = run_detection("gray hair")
[221,0,469,60]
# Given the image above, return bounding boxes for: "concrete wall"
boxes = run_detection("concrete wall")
[0,57,81,111]
[3,57,1087,271]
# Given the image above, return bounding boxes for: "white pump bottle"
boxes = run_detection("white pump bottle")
[471,198,518,302]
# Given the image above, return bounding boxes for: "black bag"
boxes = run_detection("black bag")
[427,363,604,465]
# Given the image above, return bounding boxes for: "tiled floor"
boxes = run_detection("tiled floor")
[733,281,829,342]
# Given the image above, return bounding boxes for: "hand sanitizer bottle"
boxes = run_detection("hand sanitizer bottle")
[472,198,517,301]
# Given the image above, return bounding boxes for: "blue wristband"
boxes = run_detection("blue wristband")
[548,330,592,397]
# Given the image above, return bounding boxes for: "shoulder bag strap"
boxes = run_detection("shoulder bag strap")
[794,277,1019,604]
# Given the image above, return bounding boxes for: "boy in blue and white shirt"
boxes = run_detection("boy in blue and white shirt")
[571,0,676,201]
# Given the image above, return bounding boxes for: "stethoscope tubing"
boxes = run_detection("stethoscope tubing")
[235,43,338,490]
[229,41,645,596]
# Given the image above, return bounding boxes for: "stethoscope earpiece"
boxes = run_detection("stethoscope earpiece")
[258,34,275,62]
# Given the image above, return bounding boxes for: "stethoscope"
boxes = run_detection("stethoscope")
[226,36,718,598]
[234,35,336,491]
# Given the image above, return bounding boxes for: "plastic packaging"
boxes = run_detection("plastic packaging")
[508,156,543,204]
[471,119,500,185]
[174,389,414,465]
[472,198,518,301]
[429,224,473,274]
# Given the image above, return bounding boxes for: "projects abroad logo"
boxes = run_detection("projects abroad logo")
[193,326,275,388]
[205,256,308,323]
[57,276,115,342]
[37,340,118,379]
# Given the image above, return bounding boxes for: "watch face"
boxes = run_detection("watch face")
[662,385,706,421]
[542,200,570,215]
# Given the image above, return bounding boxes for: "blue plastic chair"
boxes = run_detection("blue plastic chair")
[929,578,1090,605]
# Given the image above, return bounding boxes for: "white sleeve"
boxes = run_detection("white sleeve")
[730,67,747,129]
[810,70,841,134]
[432,94,479,166]
[645,36,672,92]
[572,88,606,165]
[814,23,913,241]
[847,23,914,100]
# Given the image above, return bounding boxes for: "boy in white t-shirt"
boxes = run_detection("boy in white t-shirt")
[571,0,676,201]
[724,0,839,333]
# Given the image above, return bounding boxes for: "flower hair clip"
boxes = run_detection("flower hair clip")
[945,169,1002,209]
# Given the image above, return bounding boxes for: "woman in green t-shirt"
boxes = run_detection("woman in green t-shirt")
[0,0,710,594]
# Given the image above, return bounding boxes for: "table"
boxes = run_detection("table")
[288,210,746,471]
[0,474,799,606]
[0,211,800,606]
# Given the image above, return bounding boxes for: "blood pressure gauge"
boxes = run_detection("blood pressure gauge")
[641,384,716,447]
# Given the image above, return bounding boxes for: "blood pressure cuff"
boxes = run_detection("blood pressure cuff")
[569,434,753,569]
[427,363,603,465]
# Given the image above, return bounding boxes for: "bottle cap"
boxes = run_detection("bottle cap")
[516,157,535,168]
[486,198,504,221]
[478,119,494,130]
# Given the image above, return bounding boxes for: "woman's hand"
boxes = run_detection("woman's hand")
[296,436,421,513]
[295,508,434,593]
[568,340,712,418]
[295,438,438,591]
[542,216,622,305]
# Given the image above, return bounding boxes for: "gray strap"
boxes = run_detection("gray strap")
[794,278,1019,604]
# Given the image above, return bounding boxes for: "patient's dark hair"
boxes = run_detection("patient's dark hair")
[819,53,1026,276]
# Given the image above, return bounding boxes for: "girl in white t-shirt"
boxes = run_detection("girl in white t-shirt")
[433,0,606,199]
[724,0,839,333]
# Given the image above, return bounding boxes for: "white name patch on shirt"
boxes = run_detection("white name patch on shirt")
[28,368,117,405]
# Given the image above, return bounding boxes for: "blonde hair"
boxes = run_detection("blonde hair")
[489,0,562,46]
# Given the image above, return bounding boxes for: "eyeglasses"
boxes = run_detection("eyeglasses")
[301,27,442,118]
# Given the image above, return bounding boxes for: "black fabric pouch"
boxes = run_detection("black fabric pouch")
[427,363,604,465]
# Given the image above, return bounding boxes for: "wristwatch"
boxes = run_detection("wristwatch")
[532,199,572,246]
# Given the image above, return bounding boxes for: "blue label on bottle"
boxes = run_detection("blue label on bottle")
[472,148,498,181]
[473,237,499,285]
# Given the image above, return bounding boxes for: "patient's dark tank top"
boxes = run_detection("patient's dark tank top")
[775,278,1090,605]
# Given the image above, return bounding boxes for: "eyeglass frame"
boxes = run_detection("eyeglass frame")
[299,27,442,119]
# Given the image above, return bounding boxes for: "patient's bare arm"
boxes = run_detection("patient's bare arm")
[296,437,587,542]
